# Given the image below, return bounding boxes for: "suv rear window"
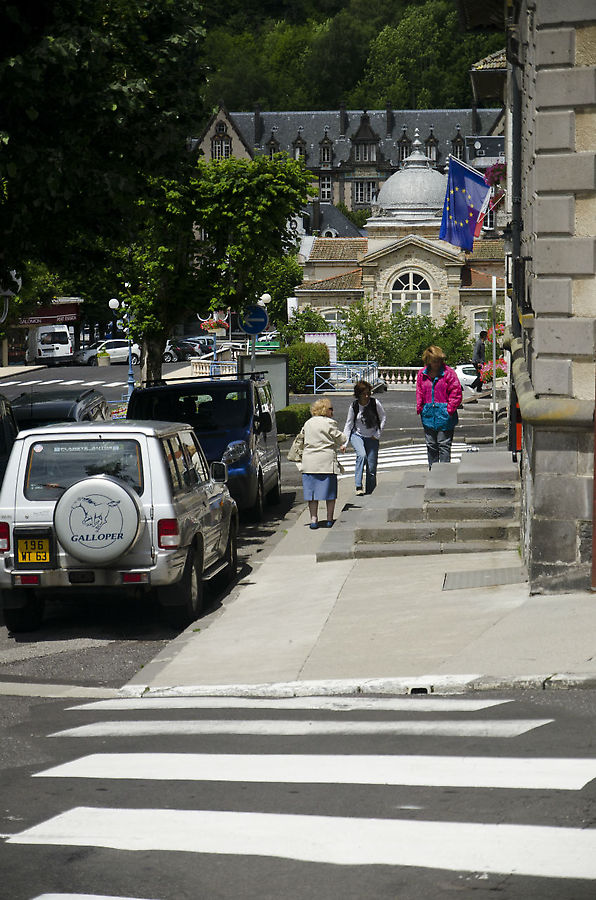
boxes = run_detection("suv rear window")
[132,385,251,430]
[24,439,143,500]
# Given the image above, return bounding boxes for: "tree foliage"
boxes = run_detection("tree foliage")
[0,0,207,282]
[336,297,473,367]
[190,156,312,313]
[278,307,329,346]
[201,0,503,111]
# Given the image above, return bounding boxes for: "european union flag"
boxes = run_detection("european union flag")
[439,156,492,251]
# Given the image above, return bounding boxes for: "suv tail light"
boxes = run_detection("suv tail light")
[158,518,179,549]
[0,522,9,552]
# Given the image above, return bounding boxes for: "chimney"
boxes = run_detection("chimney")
[385,102,393,138]
[311,199,321,232]
[254,104,263,146]
[339,103,347,137]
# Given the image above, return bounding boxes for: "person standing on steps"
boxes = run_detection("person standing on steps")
[416,345,462,468]
[343,380,386,495]
[471,329,488,392]
[287,397,346,529]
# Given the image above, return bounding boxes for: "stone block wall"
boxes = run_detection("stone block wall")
[516,0,596,592]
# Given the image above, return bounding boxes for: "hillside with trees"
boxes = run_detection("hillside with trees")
[201,0,503,113]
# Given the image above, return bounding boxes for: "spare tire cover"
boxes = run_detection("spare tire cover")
[53,476,143,564]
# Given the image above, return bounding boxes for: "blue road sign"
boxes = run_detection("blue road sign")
[238,304,269,335]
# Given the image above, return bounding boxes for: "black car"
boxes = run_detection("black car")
[10,388,110,430]
[163,340,202,363]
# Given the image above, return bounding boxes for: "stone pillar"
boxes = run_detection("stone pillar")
[517,0,596,592]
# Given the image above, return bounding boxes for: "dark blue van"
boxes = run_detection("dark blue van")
[127,377,281,519]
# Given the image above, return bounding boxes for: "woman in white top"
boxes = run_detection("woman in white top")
[289,397,346,529]
[343,380,386,495]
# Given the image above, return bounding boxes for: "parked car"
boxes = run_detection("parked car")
[10,388,109,430]
[74,339,141,366]
[183,335,216,355]
[0,421,238,632]
[26,324,74,366]
[455,363,479,390]
[127,376,281,519]
[163,339,201,363]
[0,394,19,486]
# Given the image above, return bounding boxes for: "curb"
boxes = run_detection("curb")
[118,672,596,699]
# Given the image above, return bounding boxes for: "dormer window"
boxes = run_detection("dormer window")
[266,130,280,159]
[292,130,307,162]
[425,126,439,164]
[398,126,411,164]
[354,143,376,163]
[451,125,465,160]
[215,121,227,135]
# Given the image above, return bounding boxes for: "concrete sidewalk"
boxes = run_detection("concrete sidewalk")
[124,448,596,698]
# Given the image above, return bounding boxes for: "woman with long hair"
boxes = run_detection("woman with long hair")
[416,345,462,467]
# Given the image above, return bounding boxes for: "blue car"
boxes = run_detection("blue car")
[127,377,281,519]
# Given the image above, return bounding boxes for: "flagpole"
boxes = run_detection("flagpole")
[492,275,497,448]
[447,153,486,178]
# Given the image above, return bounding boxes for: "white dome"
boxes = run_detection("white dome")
[371,135,446,226]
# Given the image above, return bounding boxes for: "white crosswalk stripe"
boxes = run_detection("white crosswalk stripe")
[49,717,553,738]
[339,441,474,476]
[12,807,596,879]
[8,694,596,890]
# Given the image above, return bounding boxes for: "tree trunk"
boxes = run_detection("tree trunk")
[141,335,166,385]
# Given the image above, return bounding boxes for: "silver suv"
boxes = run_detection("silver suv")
[0,421,238,632]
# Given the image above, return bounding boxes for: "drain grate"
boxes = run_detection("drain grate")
[442,566,527,591]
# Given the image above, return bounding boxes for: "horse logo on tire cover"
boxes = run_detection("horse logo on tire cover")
[69,493,124,550]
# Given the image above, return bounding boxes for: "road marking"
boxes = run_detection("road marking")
[33,895,160,900]
[71,696,510,712]
[35,752,596,791]
[11,807,596,878]
[0,380,20,385]
[339,442,472,475]
[17,379,44,385]
[50,718,553,738]
[36,379,63,385]
[102,381,126,387]
[84,380,106,386]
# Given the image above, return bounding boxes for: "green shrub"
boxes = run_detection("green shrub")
[280,342,329,393]
[276,403,311,435]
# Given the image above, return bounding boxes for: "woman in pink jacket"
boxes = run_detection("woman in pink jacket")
[415,345,462,468]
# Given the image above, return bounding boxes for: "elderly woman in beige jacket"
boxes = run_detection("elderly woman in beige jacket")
[289,397,346,529]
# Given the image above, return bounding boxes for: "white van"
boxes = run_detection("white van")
[26,325,73,366]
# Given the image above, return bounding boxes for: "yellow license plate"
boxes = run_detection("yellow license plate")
[17,537,50,565]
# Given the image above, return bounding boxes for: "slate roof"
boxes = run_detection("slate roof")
[308,237,368,261]
[305,202,364,238]
[230,108,502,171]
[297,269,363,291]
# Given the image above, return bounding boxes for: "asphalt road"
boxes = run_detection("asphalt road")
[1,689,596,899]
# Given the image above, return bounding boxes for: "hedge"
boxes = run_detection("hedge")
[278,341,329,393]
[276,403,311,435]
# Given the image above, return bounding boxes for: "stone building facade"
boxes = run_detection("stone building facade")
[194,105,502,212]
[460,0,596,592]
[296,139,507,339]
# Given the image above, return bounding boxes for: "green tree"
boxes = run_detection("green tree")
[278,307,328,346]
[0,0,206,282]
[337,296,391,363]
[190,156,312,314]
[435,308,474,365]
[260,254,304,326]
[350,0,503,109]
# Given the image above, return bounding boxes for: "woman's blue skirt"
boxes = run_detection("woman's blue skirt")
[302,473,337,501]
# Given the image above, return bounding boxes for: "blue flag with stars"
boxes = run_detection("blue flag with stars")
[439,156,492,251]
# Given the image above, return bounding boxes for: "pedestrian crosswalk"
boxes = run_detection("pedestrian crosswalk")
[0,377,129,389]
[339,441,474,477]
[8,694,596,896]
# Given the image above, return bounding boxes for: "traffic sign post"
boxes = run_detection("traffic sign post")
[238,305,269,335]
[239,304,270,373]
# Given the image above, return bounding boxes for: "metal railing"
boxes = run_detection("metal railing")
[313,361,379,393]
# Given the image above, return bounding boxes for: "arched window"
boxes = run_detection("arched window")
[390,271,433,316]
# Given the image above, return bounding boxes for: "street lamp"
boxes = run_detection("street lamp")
[109,296,136,401]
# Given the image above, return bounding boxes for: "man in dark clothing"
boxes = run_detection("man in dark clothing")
[471,330,488,392]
